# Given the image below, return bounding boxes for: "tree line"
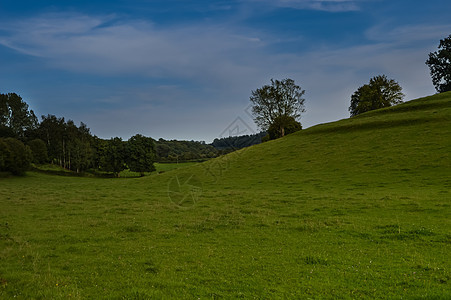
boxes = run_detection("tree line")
[211,132,267,151]
[155,139,217,162]
[0,94,156,177]
[0,93,266,175]
[2,35,449,175]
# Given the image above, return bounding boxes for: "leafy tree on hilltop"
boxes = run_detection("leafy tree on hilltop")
[250,78,305,139]
[349,75,405,117]
[426,34,451,93]
[267,115,301,140]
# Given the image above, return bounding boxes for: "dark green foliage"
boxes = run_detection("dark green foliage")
[349,75,405,116]
[426,34,451,93]
[267,115,301,140]
[126,134,156,176]
[65,121,93,173]
[36,114,65,164]
[250,78,305,134]
[0,93,38,139]
[1,92,220,176]
[155,139,218,162]
[35,115,94,172]
[100,137,126,177]
[0,139,9,170]
[211,132,266,150]
[0,126,15,138]
[0,138,31,175]
[27,139,48,164]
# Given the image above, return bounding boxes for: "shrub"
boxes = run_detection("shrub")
[0,138,32,175]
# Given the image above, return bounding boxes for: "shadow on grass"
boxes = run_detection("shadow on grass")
[30,166,116,178]
[305,116,447,135]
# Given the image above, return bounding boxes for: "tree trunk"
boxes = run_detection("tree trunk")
[280,126,285,137]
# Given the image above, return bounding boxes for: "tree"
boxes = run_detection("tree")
[100,137,126,177]
[349,75,405,117]
[0,139,10,171]
[0,138,32,175]
[126,134,156,176]
[36,114,66,165]
[267,115,302,140]
[64,120,93,172]
[250,78,305,138]
[28,139,48,164]
[35,115,94,171]
[0,93,38,139]
[426,34,451,93]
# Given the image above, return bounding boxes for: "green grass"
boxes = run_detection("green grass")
[154,162,200,173]
[31,162,199,178]
[1,92,450,299]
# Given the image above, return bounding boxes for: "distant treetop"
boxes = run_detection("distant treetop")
[349,75,405,117]
[250,78,305,140]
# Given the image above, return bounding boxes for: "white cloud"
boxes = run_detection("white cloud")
[0,13,265,85]
[248,0,363,12]
[365,23,451,45]
[0,11,446,140]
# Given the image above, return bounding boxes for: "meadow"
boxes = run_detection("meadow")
[0,92,450,299]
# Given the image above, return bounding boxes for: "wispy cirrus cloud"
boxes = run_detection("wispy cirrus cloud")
[0,7,447,141]
[0,12,265,85]
[248,0,364,12]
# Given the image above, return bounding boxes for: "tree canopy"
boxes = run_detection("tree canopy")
[126,134,156,176]
[100,137,126,177]
[0,93,38,139]
[349,75,405,117]
[250,78,305,138]
[267,115,301,140]
[426,34,451,93]
[211,132,266,150]
[28,139,48,164]
[0,138,32,175]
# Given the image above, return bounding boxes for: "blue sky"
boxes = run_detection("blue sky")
[1,0,450,142]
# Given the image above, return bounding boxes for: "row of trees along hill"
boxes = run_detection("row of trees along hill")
[348,34,451,117]
[249,35,451,136]
[155,139,218,163]
[0,92,266,175]
[211,132,267,151]
[155,133,268,163]
[2,35,449,174]
[0,93,157,177]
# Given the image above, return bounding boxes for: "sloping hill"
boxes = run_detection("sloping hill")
[1,92,450,299]
[193,91,450,192]
[155,91,451,296]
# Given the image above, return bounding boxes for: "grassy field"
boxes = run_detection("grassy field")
[29,162,199,178]
[154,162,200,173]
[1,92,450,299]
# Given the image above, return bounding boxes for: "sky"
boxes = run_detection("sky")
[1,0,450,142]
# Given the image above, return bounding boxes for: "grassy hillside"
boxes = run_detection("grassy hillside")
[1,92,450,299]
